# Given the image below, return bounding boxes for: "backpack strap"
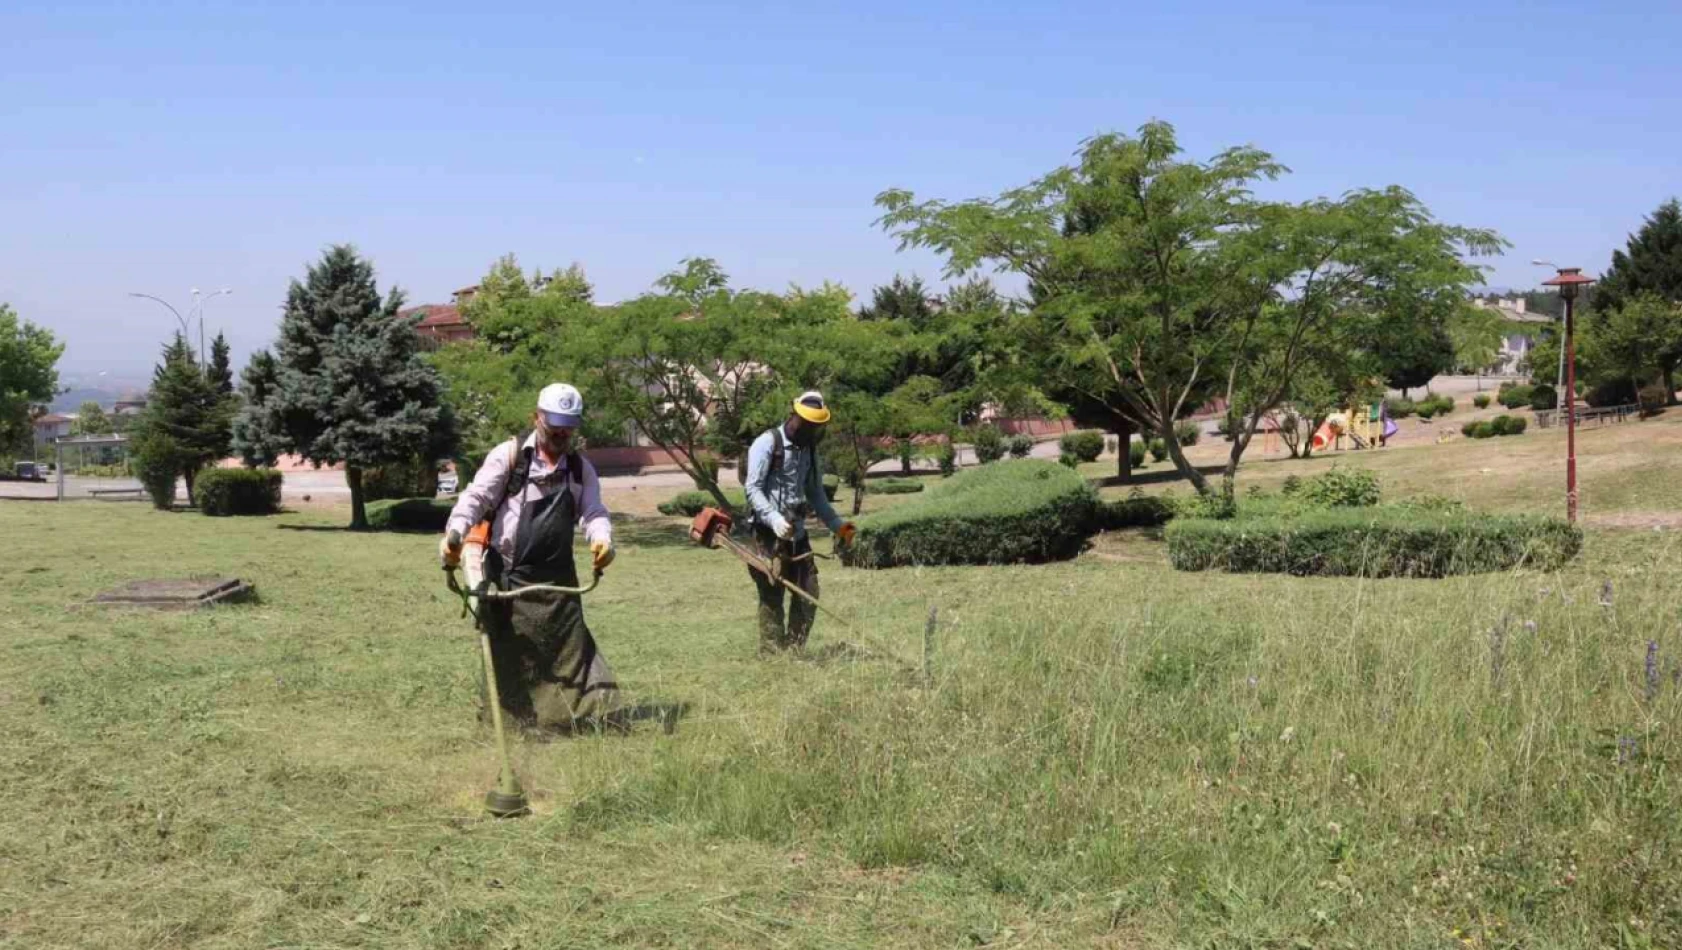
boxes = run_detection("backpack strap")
[770,425,785,475]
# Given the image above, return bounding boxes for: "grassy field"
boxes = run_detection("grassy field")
[4,415,1681,948]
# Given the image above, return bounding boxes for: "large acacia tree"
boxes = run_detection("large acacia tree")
[234,245,456,529]
[877,121,1502,496]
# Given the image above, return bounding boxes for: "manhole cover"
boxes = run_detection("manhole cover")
[90,577,254,609]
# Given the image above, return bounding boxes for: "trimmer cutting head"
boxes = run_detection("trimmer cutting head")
[484,788,530,819]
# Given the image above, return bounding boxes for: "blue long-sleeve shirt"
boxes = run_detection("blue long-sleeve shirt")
[744,425,842,539]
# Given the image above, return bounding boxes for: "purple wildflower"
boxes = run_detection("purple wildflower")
[1645,641,1660,704]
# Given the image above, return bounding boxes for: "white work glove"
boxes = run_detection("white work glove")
[771,516,795,541]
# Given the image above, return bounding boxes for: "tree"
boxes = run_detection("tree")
[73,401,111,436]
[877,121,1501,496]
[1579,293,1682,400]
[1371,311,1456,396]
[1448,303,1507,384]
[0,304,64,457]
[208,332,235,395]
[138,334,228,502]
[234,245,457,529]
[1595,199,1682,402]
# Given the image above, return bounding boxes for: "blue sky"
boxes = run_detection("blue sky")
[4,0,1678,383]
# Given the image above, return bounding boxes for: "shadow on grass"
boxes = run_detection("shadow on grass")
[1094,463,1226,490]
[611,514,696,549]
[520,700,692,739]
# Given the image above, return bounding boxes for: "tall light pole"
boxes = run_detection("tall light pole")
[189,288,232,363]
[1541,267,1596,523]
[127,288,231,366]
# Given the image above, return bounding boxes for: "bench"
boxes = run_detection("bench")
[1532,404,1638,429]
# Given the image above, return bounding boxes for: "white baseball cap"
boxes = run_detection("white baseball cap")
[537,383,584,428]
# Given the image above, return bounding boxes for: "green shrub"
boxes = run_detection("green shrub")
[1472,393,1491,409]
[1639,384,1669,418]
[1416,399,1440,420]
[1499,385,1534,409]
[130,431,183,511]
[1528,384,1558,411]
[1489,414,1527,436]
[657,488,747,517]
[1006,434,1035,459]
[1384,397,1416,419]
[362,457,438,502]
[1462,420,1488,438]
[195,468,283,516]
[1148,438,1169,463]
[1280,474,1304,496]
[842,460,1099,569]
[692,456,721,491]
[1432,394,1455,416]
[1174,420,1201,447]
[972,425,1005,463]
[1128,439,1148,468]
[871,477,925,495]
[936,441,957,477]
[1099,493,1175,530]
[1166,508,1582,577]
[1059,430,1106,463]
[1296,466,1381,507]
[365,497,454,532]
[1586,378,1638,408]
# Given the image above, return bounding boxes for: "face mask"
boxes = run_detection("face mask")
[793,426,824,449]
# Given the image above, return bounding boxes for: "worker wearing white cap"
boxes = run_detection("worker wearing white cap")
[742,390,856,654]
[440,383,618,731]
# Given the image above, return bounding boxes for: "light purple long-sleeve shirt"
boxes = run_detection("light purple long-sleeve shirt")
[445,435,612,564]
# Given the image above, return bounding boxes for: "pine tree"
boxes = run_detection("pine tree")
[1596,199,1682,403]
[139,334,228,503]
[234,245,458,529]
[208,332,235,395]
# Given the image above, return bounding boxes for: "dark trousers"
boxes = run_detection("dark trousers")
[750,526,818,651]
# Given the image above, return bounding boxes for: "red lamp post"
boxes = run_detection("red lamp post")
[1541,267,1596,523]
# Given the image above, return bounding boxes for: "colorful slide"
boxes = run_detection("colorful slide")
[1311,412,1347,452]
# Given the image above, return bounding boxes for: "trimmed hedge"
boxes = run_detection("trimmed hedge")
[1529,384,1558,411]
[1006,434,1035,458]
[1174,420,1202,447]
[871,477,926,495]
[1098,494,1175,530]
[1060,430,1106,463]
[1166,508,1582,577]
[1499,385,1535,409]
[366,497,454,532]
[973,425,1005,463]
[196,468,283,516]
[1128,439,1148,468]
[1473,393,1491,409]
[658,488,747,517]
[842,459,1099,569]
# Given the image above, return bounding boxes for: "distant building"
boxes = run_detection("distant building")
[1473,296,1556,375]
[33,412,75,442]
[400,285,479,345]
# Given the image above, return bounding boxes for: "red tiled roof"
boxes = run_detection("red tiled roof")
[399,304,466,328]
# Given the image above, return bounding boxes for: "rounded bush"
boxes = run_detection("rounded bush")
[1128,439,1148,468]
[842,460,1099,569]
[972,425,1005,463]
[1006,434,1035,459]
[1148,438,1169,463]
[1498,385,1534,409]
[1059,430,1106,464]
[366,497,453,531]
[1174,420,1202,447]
[658,488,747,517]
[1472,393,1491,409]
[196,468,284,517]
[1528,384,1558,411]
[1385,397,1416,419]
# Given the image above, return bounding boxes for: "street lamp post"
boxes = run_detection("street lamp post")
[128,288,231,366]
[1541,267,1596,523]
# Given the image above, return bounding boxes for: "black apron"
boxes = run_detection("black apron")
[483,472,617,729]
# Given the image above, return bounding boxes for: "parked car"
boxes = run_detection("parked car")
[437,473,459,495]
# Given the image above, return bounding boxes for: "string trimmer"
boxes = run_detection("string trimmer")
[444,564,602,818]
[688,507,857,631]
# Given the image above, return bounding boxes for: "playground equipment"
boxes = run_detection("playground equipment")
[1311,401,1398,453]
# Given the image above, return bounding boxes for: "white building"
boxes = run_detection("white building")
[1472,297,1556,376]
